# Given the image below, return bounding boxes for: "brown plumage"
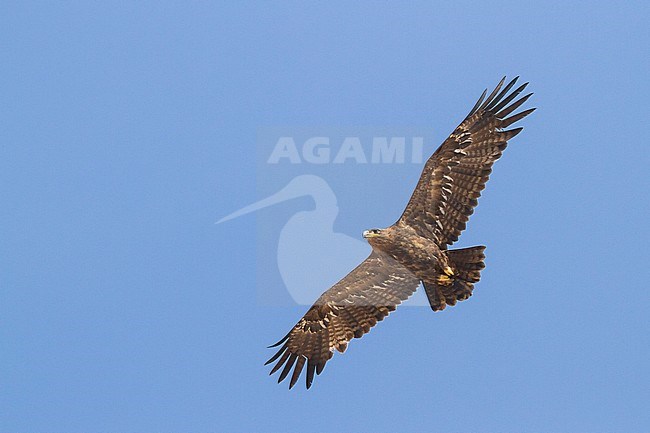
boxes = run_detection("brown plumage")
[267,76,535,389]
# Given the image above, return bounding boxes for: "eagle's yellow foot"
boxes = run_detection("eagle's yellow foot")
[437,275,452,285]
[443,266,455,276]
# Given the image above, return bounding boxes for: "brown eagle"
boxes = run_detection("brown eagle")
[266,77,535,389]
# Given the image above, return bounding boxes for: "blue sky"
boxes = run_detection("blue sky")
[2,2,649,432]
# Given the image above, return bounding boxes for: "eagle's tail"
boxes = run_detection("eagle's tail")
[423,246,486,312]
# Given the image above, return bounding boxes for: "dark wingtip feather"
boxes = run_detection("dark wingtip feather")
[496,92,533,119]
[306,359,316,389]
[278,353,297,384]
[479,76,506,111]
[267,332,290,348]
[264,344,287,366]
[484,76,519,111]
[501,107,536,128]
[468,88,488,117]
[500,127,524,140]
[289,356,306,389]
[316,360,326,375]
[489,81,528,113]
[269,350,290,375]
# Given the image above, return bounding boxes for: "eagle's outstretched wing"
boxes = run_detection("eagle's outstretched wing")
[266,251,420,389]
[398,76,535,246]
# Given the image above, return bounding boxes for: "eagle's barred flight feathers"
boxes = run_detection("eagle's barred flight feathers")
[398,76,535,246]
[266,251,419,389]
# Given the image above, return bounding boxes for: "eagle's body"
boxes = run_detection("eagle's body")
[266,77,535,389]
[364,225,450,280]
[364,224,486,312]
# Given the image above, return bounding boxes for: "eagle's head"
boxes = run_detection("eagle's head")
[362,227,394,249]
[362,228,383,239]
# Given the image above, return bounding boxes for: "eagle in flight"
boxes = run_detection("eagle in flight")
[266,77,535,389]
